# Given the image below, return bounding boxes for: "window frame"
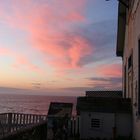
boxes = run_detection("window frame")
[138,39,140,115]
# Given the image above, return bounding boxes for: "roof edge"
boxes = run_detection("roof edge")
[116,2,127,57]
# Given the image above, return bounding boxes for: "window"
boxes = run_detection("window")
[127,54,133,98]
[124,65,126,98]
[91,118,100,129]
[138,39,140,114]
[128,54,132,69]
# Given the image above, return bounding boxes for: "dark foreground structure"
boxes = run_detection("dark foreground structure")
[0,102,78,140]
[0,98,133,140]
[77,91,132,140]
[0,113,47,140]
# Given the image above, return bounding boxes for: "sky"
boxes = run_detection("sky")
[0,0,122,96]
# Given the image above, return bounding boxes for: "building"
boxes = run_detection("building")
[86,90,122,98]
[77,91,132,139]
[47,102,73,139]
[47,102,73,118]
[116,0,140,139]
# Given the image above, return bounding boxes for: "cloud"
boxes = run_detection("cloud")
[0,86,31,94]
[12,56,43,73]
[60,84,122,96]
[31,83,41,89]
[0,48,12,55]
[64,12,85,22]
[95,63,122,77]
[0,47,42,73]
[0,86,85,96]
[84,63,122,90]
[87,77,122,89]
[73,20,118,66]
[0,0,114,72]
[1,0,95,68]
[0,0,118,73]
[0,0,122,93]
[85,62,122,89]
[89,77,122,83]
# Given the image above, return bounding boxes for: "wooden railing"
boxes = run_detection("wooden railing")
[0,121,47,140]
[0,113,80,140]
[0,113,47,137]
[70,116,80,137]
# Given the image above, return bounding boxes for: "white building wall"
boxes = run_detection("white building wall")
[132,1,140,140]
[122,1,140,140]
[116,113,132,137]
[123,25,129,98]
[79,111,132,139]
[79,112,114,139]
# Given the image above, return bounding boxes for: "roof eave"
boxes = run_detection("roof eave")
[116,2,127,57]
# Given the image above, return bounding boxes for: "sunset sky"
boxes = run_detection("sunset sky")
[0,0,122,96]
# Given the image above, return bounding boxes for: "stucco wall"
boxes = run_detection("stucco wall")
[79,111,131,139]
[116,113,132,137]
[79,112,114,139]
[132,1,140,140]
[122,1,140,140]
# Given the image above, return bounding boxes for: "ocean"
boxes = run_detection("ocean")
[0,94,77,116]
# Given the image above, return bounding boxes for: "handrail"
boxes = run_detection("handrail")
[0,121,47,140]
[0,113,47,137]
[0,113,80,140]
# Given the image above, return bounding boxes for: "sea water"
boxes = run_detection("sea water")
[0,94,77,115]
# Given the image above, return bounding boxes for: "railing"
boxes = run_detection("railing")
[70,116,80,137]
[0,121,47,140]
[0,113,47,138]
[0,113,80,140]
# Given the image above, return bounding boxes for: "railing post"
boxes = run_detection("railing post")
[77,116,80,138]
[70,118,73,136]
[8,113,12,132]
[42,123,47,140]
[74,119,76,137]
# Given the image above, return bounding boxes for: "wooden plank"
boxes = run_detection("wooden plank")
[23,114,26,126]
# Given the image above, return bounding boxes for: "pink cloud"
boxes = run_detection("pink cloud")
[64,12,85,22]
[0,47,42,73]
[39,34,93,69]
[95,64,122,77]
[13,56,42,73]
[0,0,93,71]
[0,48,12,55]
[86,76,122,90]
[68,36,92,67]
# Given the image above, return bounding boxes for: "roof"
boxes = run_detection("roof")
[77,97,131,114]
[116,2,127,57]
[86,90,122,98]
[48,102,73,118]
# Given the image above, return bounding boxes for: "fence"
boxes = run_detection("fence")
[0,121,47,140]
[70,116,80,137]
[0,113,47,139]
[0,113,79,140]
